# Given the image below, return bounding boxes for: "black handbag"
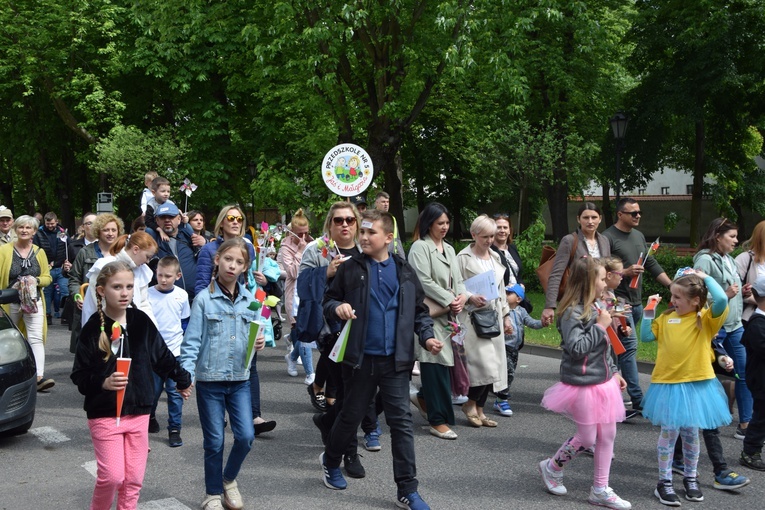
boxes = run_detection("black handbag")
[470,307,501,338]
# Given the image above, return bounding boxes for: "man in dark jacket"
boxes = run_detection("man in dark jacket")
[319,210,438,510]
[146,202,202,303]
[740,275,765,471]
[34,211,71,324]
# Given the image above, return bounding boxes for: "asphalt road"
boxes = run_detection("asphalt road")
[2,321,764,509]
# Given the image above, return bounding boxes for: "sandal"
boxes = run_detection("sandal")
[462,405,482,428]
[307,385,328,412]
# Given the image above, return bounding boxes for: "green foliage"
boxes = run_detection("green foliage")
[642,246,694,300]
[514,216,547,292]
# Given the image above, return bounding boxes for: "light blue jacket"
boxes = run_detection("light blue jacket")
[181,281,257,382]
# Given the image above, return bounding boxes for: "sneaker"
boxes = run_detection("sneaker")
[734,425,747,440]
[36,378,55,392]
[148,417,160,433]
[714,468,751,489]
[168,429,183,447]
[320,452,347,490]
[739,451,765,471]
[307,385,328,412]
[682,477,703,502]
[451,395,468,405]
[671,459,684,476]
[411,361,421,376]
[588,486,632,509]
[343,453,366,478]
[493,398,513,417]
[222,479,243,510]
[201,494,224,510]
[538,458,566,496]
[624,409,641,420]
[304,372,315,386]
[285,353,298,376]
[363,426,382,452]
[395,491,430,510]
[654,479,681,507]
[582,446,595,457]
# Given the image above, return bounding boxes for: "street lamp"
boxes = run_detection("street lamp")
[610,112,629,209]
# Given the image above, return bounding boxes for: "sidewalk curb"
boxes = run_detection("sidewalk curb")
[524,343,656,375]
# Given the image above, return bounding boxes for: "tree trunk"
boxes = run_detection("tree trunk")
[690,119,705,247]
[546,165,569,243]
[602,180,613,227]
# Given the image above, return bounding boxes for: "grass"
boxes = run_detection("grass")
[523,291,660,363]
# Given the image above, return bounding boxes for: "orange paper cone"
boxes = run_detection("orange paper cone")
[643,296,659,320]
[605,326,626,355]
[629,253,644,289]
[115,357,131,426]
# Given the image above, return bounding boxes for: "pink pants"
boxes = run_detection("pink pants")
[88,414,149,510]
[550,421,617,488]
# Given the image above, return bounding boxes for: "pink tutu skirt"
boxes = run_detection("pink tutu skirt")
[541,376,626,425]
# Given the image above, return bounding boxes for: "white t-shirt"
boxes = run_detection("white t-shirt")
[147,286,190,356]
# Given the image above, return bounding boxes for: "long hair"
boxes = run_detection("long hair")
[110,231,158,256]
[556,257,603,324]
[663,274,708,329]
[743,220,765,264]
[95,261,134,361]
[412,202,450,241]
[209,238,251,293]
[213,205,247,238]
[321,201,360,240]
[696,217,737,255]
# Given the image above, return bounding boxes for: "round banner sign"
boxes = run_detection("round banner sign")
[321,144,374,197]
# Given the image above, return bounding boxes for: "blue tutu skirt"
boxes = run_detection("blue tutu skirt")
[641,378,732,429]
[541,376,626,425]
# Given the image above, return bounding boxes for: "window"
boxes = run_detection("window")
[637,188,646,195]
[686,184,693,194]
[661,187,670,195]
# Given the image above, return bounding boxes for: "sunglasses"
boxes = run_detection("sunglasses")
[492,213,510,220]
[332,216,357,226]
[620,211,641,218]
[226,215,244,223]
[609,271,624,277]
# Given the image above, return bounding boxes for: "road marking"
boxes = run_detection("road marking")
[82,463,192,509]
[29,426,70,444]
[138,498,193,509]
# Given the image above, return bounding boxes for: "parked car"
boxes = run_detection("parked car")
[0,289,36,436]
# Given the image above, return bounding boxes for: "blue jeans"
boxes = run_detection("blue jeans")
[151,373,183,430]
[326,355,418,497]
[718,326,753,423]
[43,267,69,315]
[617,305,644,408]
[196,381,254,495]
[289,340,314,376]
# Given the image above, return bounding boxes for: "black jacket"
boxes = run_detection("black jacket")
[742,312,765,399]
[323,252,435,373]
[71,308,191,419]
[491,243,524,286]
[34,225,68,267]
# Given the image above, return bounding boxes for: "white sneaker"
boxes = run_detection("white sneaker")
[412,361,420,376]
[304,372,316,386]
[297,356,303,365]
[539,458,567,496]
[285,353,298,377]
[222,479,244,510]
[451,395,468,405]
[201,494,224,510]
[588,486,631,509]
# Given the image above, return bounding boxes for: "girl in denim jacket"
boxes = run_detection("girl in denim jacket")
[181,239,265,510]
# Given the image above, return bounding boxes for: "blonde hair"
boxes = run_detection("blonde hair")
[95,261,134,361]
[92,214,125,241]
[557,257,603,324]
[213,205,247,238]
[664,274,708,329]
[469,214,497,236]
[322,201,360,241]
[743,220,765,264]
[602,256,623,272]
[290,208,309,229]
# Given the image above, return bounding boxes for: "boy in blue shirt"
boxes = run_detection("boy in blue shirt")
[321,210,439,510]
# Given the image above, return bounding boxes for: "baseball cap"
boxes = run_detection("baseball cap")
[0,207,12,219]
[350,194,367,206]
[505,283,525,301]
[156,203,180,217]
[751,274,765,299]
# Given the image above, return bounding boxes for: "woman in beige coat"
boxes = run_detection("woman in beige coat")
[457,215,512,428]
[408,203,468,440]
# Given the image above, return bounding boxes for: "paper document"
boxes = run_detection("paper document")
[463,270,499,301]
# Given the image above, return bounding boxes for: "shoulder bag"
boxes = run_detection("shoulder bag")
[536,236,579,300]
[470,307,501,338]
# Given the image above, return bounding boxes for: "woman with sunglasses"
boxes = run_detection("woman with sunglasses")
[194,205,278,437]
[301,201,368,477]
[541,202,611,328]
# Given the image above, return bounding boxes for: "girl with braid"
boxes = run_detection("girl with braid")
[71,261,191,510]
